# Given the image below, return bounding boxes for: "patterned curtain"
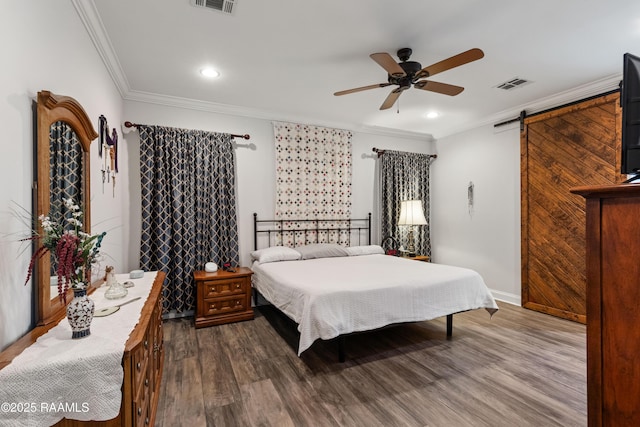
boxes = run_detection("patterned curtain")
[49,121,83,228]
[273,122,352,246]
[380,150,433,257]
[139,125,239,315]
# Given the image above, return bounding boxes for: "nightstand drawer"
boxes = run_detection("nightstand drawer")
[202,295,246,316]
[202,278,247,298]
[195,267,254,328]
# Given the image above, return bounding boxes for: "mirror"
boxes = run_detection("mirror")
[35,90,97,325]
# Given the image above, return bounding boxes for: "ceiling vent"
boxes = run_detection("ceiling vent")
[191,0,236,15]
[495,77,531,91]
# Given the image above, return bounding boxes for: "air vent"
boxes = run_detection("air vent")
[495,77,531,91]
[191,0,236,15]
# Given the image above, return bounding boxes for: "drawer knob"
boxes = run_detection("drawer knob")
[145,378,149,387]
[145,416,149,425]
[136,362,141,370]
[138,408,142,416]
[144,340,148,348]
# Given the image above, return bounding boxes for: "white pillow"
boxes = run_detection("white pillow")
[345,245,385,256]
[251,246,301,264]
[295,243,349,260]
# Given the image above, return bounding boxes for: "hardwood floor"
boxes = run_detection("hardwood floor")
[155,302,586,427]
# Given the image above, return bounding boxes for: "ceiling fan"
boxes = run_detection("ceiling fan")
[334,47,484,110]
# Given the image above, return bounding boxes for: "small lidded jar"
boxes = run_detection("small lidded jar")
[104,265,128,299]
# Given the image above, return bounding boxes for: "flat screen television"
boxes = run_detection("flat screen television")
[621,52,640,179]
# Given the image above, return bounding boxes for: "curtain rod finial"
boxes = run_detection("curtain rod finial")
[372,147,385,157]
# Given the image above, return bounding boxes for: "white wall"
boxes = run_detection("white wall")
[0,2,125,350]
[431,123,521,304]
[123,100,434,267]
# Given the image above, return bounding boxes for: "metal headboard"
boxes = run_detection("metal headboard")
[253,213,371,250]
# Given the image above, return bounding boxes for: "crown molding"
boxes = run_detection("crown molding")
[124,89,279,120]
[437,73,622,140]
[72,0,131,97]
[124,90,433,141]
[356,125,434,142]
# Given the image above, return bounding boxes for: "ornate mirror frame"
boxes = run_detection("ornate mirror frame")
[35,90,97,325]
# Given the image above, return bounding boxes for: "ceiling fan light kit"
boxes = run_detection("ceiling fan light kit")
[334,47,484,110]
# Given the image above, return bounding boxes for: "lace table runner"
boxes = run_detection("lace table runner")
[0,271,158,426]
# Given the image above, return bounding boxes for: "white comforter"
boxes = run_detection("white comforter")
[251,254,498,355]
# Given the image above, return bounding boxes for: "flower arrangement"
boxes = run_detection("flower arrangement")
[24,198,106,303]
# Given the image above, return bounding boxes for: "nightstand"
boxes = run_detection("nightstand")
[403,255,430,262]
[194,267,254,328]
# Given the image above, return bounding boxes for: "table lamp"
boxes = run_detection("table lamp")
[398,200,427,257]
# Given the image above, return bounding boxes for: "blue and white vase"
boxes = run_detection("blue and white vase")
[66,285,95,339]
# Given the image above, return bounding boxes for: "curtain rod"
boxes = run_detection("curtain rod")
[123,121,250,140]
[372,147,437,159]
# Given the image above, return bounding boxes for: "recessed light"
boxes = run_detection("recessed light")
[426,111,439,119]
[200,67,220,78]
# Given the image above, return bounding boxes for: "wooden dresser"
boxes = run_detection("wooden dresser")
[571,184,640,426]
[0,271,165,427]
[116,271,164,427]
[195,267,253,328]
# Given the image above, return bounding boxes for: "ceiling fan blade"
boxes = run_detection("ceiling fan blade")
[380,88,406,110]
[370,53,406,77]
[414,80,464,96]
[415,48,484,79]
[334,82,392,96]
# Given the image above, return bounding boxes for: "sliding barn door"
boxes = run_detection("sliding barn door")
[521,92,623,323]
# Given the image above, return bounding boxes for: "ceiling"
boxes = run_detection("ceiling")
[85,0,640,140]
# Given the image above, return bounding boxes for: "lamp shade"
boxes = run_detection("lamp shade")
[398,200,427,226]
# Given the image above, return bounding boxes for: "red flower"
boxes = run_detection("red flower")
[23,198,106,304]
[55,233,82,300]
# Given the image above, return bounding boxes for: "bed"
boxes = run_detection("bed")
[251,214,498,360]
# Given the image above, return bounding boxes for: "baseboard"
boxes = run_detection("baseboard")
[490,289,521,306]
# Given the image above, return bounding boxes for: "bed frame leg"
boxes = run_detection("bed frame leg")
[338,336,346,363]
[446,314,453,338]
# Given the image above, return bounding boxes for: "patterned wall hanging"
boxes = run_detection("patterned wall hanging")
[98,115,118,197]
[273,121,352,246]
